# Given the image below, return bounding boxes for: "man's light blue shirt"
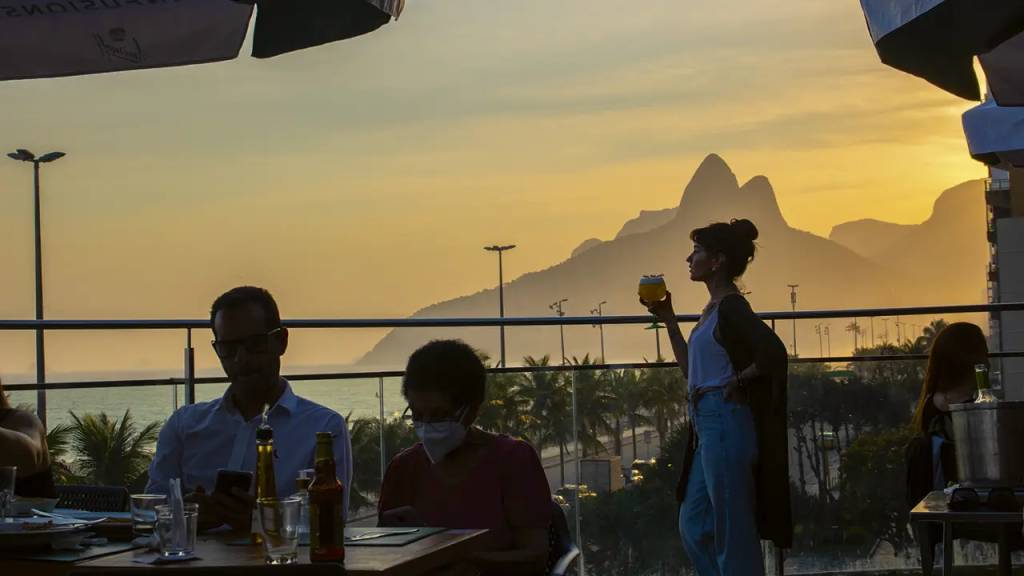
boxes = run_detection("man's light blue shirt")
[146,380,353,515]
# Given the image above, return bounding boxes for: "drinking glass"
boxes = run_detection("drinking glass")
[258,497,301,565]
[0,466,15,522]
[130,494,166,536]
[638,275,667,304]
[155,503,198,558]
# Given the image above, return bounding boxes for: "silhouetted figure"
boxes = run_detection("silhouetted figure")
[147,286,352,531]
[644,219,791,576]
[0,379,56,498]
[379,339,551,575]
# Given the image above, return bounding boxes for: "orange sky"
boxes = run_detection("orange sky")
[0,0,985,376]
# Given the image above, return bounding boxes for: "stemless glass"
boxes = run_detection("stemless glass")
[130,494,166,536]
[258,497,301,564]
[0,466,15,522]
[155,503,198,558]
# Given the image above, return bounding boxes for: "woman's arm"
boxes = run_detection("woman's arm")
[0,409,49,475]
[643,291,688,374]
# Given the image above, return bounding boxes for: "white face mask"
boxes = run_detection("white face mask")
[415,419,468,463]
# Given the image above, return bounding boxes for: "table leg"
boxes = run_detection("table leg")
[942,520,953,576]
[997,525,1010,576]
[914,523,934,576]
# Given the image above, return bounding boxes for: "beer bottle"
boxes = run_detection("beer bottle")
[309,432,345,563]
[252,413,277,543]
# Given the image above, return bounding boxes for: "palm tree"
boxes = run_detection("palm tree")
[68,410,160,487]
[845,321,864,351]
[640,364,687,443]
[45,422,76,484]
[915,319,948,351]
[607,368,652,461]
[348,415,417,514]
[518,355,572,485]
[568,355,616,457]
[478,371,530,438]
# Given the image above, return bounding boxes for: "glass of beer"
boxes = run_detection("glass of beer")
[638,274,667,304]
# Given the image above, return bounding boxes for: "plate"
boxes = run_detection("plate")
[0,516,91,535]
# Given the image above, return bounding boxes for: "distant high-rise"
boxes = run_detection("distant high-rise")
[985,165,1024,400]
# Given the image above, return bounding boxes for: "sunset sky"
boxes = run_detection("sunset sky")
[0,0,986,375]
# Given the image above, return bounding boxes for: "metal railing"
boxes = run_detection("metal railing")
[985,178,1011,192]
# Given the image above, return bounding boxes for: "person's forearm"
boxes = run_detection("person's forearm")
[0,427,47,474]
[664,321,688,373]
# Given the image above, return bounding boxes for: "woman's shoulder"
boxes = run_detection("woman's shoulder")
[0,407,45,435]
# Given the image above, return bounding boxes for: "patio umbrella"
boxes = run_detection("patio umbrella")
[249,0,404,58]
[0,0,403,81]
[962,99,1024,168]
[860,0,1024,100]
[979,30,1024,106]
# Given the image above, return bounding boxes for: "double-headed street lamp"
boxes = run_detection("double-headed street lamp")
[590,301,607,363]
[7,148,66,426]
[549,298,568,365]
[484,244,516,367]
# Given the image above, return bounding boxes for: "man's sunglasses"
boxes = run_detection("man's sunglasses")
[212,328,283,359]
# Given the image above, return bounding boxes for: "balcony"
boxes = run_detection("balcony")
[2,302,1024,575]
[986,178,1011,193]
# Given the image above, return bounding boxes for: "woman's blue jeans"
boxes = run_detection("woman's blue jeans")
[679,388,763,576]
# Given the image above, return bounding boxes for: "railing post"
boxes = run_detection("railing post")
[379,376,386,484]
[184,328,195,405]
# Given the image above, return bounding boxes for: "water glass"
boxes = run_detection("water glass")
[0,466,15,522]
[0,461,14,520]
[155,503,198,558]
[258,497,301,565]
[130,494,166,536]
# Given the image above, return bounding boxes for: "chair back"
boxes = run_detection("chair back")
[548,497,580,576]
[56,485,129,512]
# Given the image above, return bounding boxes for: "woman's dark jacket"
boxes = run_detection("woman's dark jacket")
[674,293,793,549]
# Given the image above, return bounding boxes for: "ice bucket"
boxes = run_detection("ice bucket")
[949,400,1024,488]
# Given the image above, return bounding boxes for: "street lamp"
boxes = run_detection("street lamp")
[549,299,568,365]
[815,324,823,357]
[787,284,799,357]
[484,244,516,367]
[590,301,607,362]
[7,148,66,426]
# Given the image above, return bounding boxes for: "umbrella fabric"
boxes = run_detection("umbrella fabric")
[0,0,253,81]
[860,0,1024,100]
[962,99,1024,168]
[980,30,1024,106]
[250,0,404,59]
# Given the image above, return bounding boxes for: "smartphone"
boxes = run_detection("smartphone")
[213,469,253,497]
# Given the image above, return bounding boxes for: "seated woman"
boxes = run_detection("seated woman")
[379,340,551,575]
[0,379,56,498]
[905,322,1021,569]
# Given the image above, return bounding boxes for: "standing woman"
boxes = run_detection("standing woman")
[0,379,56,498]
[643,219,791,575]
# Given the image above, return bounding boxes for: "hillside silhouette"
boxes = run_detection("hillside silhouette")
[358,155,986,367]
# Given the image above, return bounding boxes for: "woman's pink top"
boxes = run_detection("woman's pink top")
[378,434,551,550]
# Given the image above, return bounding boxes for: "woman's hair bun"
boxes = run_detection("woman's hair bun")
[729,218,759,243]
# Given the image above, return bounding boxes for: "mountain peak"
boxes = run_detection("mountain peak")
[679,154,738,208]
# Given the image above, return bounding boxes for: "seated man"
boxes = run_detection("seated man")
[147,286,352,530]
[379,340,551,575]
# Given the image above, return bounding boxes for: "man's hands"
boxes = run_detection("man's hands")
[185,484,256,532]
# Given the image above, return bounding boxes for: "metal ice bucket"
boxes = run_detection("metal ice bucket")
[949,401,1024,488]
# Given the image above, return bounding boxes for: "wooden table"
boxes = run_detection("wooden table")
[6,529,489,576]
[910,490,1022,576]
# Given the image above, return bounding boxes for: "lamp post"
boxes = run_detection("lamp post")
[824,325,831,357]
[7,148,65,427]
[787,284,799,357]
[550,299,568,365]
[815,324,823,357]
[590,301,607,362]
[484,244,516,367]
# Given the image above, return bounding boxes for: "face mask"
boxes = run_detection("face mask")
[415,419,468,463]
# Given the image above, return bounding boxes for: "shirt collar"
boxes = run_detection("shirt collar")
[216,378,297,417]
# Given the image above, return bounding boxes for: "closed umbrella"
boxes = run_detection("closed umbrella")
[0,0,403,81]
[860,0,1024,100]
[962,99,1024,168]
